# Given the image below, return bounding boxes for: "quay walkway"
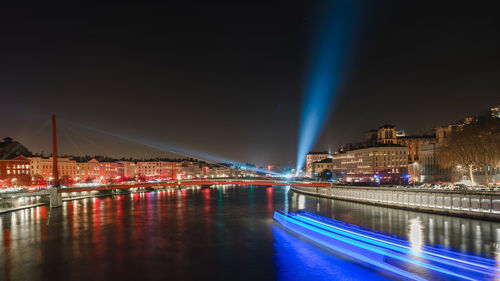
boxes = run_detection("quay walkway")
[292,184,500,221]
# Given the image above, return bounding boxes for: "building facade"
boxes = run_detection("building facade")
[137,161,180,179]
[420,143,452,183]
[311,158,333,179]
[333,146,409,183]
[29,157,77,182]
[0,155,31,187]
[117,161,137,178]
[305,152,330,177]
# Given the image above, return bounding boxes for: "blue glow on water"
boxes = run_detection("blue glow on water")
[272,225,391,281]
[274,211,500,280]
[296,0,356,172]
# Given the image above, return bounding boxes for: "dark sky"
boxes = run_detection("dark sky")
[1,1,499,167]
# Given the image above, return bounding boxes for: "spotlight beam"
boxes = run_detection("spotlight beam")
[60,119,282,176]
[296,0,356,173]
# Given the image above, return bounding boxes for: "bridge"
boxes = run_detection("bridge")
[45,178,331,208]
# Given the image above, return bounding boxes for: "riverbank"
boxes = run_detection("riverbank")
[291,185,500,221]
[0,186,177,214]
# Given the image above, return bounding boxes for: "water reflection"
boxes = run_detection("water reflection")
[408,217,424,254]
[297,194,305,210]
[272,224,389,281]
[0,186,499,281]
[290,191,500,257]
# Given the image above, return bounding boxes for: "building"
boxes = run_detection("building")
[76,162,91,181]
[75,159,124,182]
[180,160,202,179]
[97,161,122,181]
[29,157,77,183]
[363,125,436,181]
[117,161,137,178]
[396,136,435,163]
[333,145,409,183]
[435,125,454,143]
[368,125,435,163]
[420,143,452,183]
[0,155,31,187]
[0,137,32,160]
[305,152,330,177]
[377,125,397,145]
[311,158,333,179]
[137,161,180,179]
[491,104,500,119]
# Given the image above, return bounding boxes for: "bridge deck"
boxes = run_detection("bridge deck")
[57,180,329,193]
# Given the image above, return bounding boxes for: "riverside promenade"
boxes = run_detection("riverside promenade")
[292,184,500,221]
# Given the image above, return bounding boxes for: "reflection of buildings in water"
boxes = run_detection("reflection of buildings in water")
[460,223,467,250]
[408,217,424,254]
[291,191,500,256]
[298,195,305,210]
[291,193,297,210]
[444,220,449,248]
[475,224,482,254]
[283,186,290,213]
[428,218,434,246]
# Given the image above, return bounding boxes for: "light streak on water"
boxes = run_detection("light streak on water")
[274,211,500,280]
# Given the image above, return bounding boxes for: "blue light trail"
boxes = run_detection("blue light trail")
[296,0,356,173]
[274,211,500,280]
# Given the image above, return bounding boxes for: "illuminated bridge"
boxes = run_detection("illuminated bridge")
[43,178,330,208]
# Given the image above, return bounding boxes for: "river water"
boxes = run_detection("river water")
[0,186,499,281]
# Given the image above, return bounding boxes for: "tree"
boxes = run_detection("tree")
[439,122,500,187]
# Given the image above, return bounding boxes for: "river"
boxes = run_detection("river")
[0,186,499,280]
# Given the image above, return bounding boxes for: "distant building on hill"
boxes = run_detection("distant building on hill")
[0,137,32,160]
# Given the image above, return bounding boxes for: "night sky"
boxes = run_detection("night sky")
[1,1,499,166]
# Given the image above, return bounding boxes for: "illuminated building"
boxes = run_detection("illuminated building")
[396,136,435,163]
[333,145,409,182]
[75,159,123,182]
[0,155,31,187]
[311,158,333,179]
[214,166,233,178]
[491,104,500,118]
[29,157,77,182]
[137,161,180,179]
[366,125,435,163]
[97,161,122,181]
[76,162,91,180]
[180,160,202,178]
[305,151,330,177]
[117,161,137,178]
[420,143,452,183]
[376,124,397,145]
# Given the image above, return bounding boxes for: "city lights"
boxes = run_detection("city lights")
[0,2,499,281]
